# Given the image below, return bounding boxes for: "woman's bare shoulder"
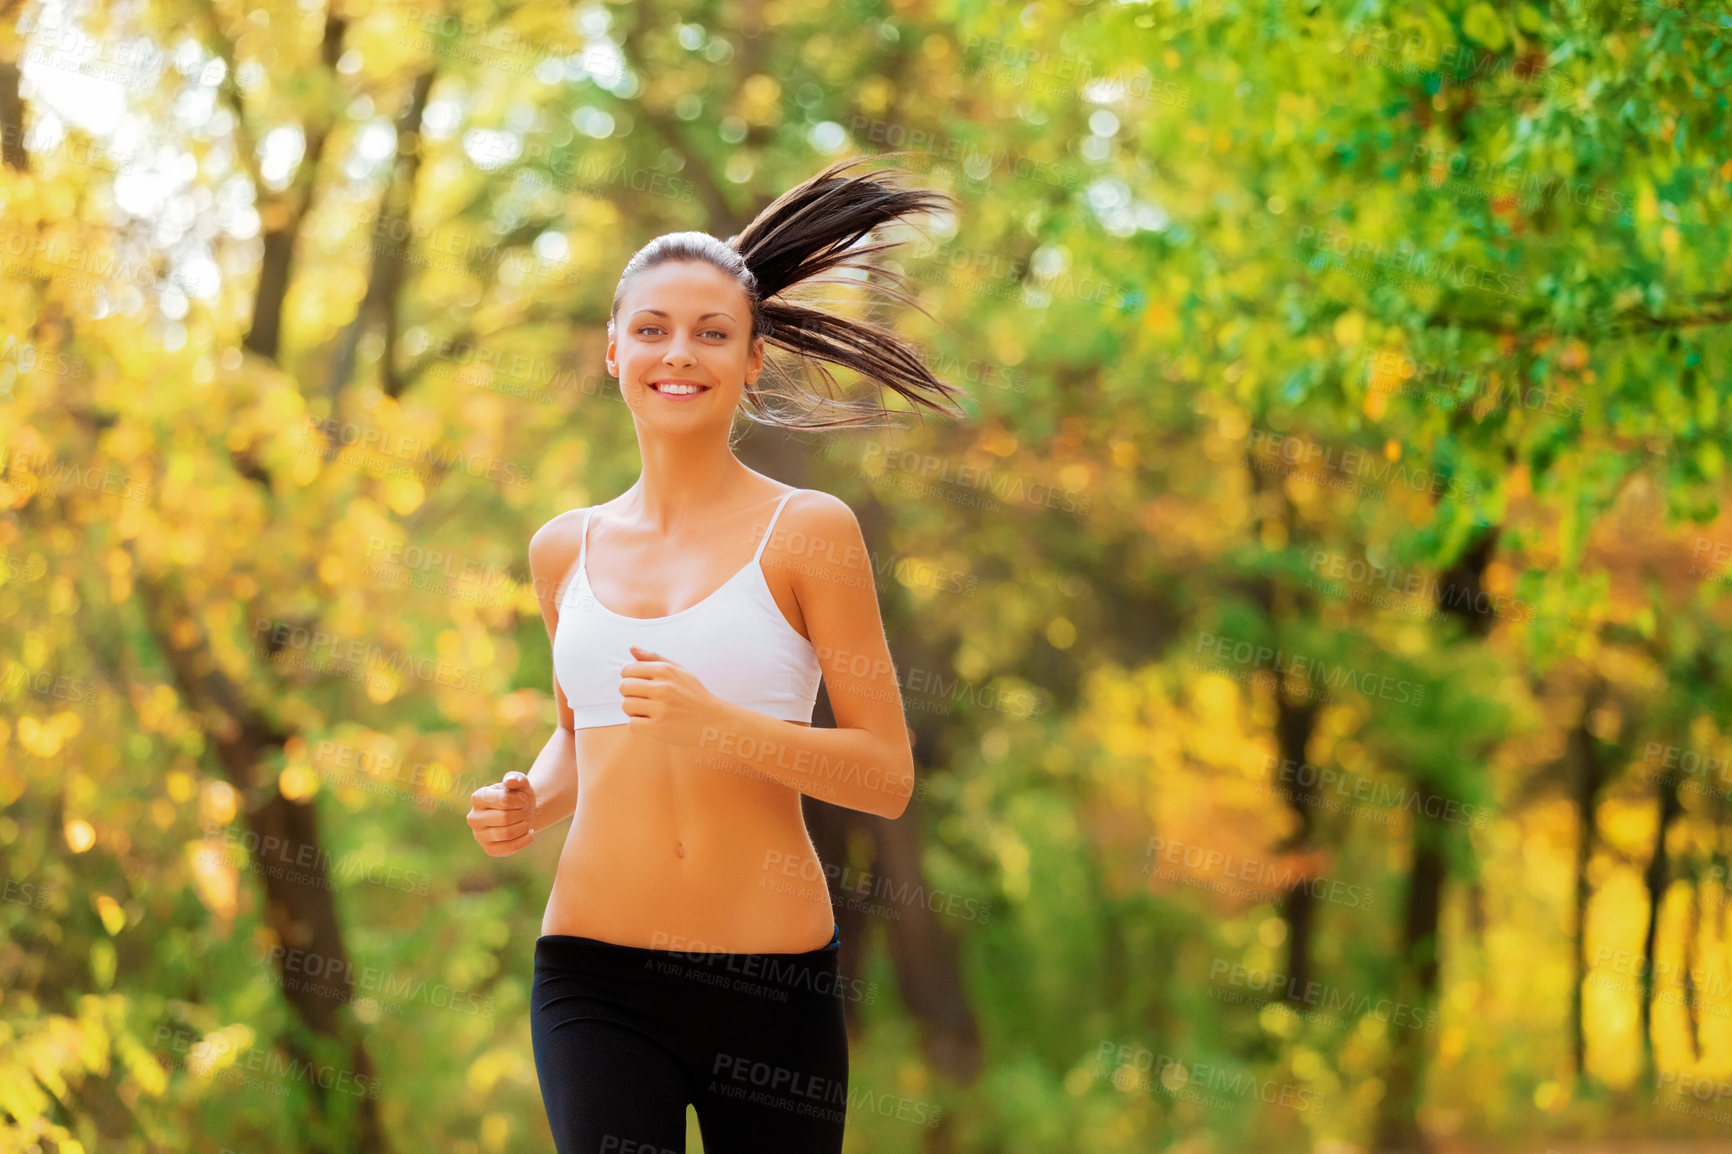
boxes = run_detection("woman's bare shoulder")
[778,486,853,525]
[527,507,592,593]
[771,488,864,570]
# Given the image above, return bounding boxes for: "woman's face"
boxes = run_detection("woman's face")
[607,260,764,427]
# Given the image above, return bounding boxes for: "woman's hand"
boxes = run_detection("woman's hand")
[467,771,537,856]
[621,645,728,747]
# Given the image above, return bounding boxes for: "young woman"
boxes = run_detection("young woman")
[465,155,966,1154]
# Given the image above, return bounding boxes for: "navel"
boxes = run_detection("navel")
[675,840,685,858]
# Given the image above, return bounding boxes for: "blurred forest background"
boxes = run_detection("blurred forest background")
[3,0,1731,1151]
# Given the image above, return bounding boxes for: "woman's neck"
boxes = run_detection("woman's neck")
[626,442,762,533]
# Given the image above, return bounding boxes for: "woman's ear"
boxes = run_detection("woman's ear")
[746,334,765,384]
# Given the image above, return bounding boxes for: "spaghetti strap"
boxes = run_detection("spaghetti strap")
[552,488,823,730]
[561,508,591,607]
[753,490,799,562]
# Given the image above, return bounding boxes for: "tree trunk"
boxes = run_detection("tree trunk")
[1371,802,1446,1154]
[239,11,349,362]
[1569,685,1609,1086]
[1435,527,1501,639]
[17,36,386,1129]
[131,568,387,1154]
[0,56,28,173]
[324,68,437,404]
[1639,766,1683,1073]
[1372,524,1502,1151]
[740,428,984,1083]
[1275,686,1320,1002]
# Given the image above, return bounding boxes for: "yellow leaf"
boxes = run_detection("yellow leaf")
[94,894,125,935]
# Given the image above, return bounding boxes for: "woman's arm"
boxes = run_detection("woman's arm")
[688,492,915,820]
[526,512,586,831]
[524,726,579,832]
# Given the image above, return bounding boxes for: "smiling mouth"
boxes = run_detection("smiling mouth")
[650,382,710,395]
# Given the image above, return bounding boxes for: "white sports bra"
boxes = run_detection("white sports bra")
[552,489,824,730]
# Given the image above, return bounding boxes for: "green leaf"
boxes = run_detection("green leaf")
[1462,3,1507,51]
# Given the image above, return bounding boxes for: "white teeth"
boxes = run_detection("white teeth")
[654,383,703,395]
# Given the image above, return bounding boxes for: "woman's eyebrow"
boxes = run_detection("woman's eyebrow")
[629,309,736,321]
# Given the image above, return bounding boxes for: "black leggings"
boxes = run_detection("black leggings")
[530,923,849,1154]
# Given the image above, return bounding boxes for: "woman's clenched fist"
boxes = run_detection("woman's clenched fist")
[468,771,538,856]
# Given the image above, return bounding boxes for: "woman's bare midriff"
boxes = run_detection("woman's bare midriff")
[539,719,838,954]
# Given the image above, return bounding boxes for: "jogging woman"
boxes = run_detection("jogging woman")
[465,155,966,1153]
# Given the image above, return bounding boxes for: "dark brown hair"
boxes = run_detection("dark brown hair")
[607,153,968,431]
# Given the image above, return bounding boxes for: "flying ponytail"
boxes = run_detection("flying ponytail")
[607,153,969,431]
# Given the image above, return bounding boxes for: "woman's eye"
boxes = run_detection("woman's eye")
[633,326,725,338]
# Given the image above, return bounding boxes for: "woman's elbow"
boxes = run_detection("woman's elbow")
[878,754,916,821]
